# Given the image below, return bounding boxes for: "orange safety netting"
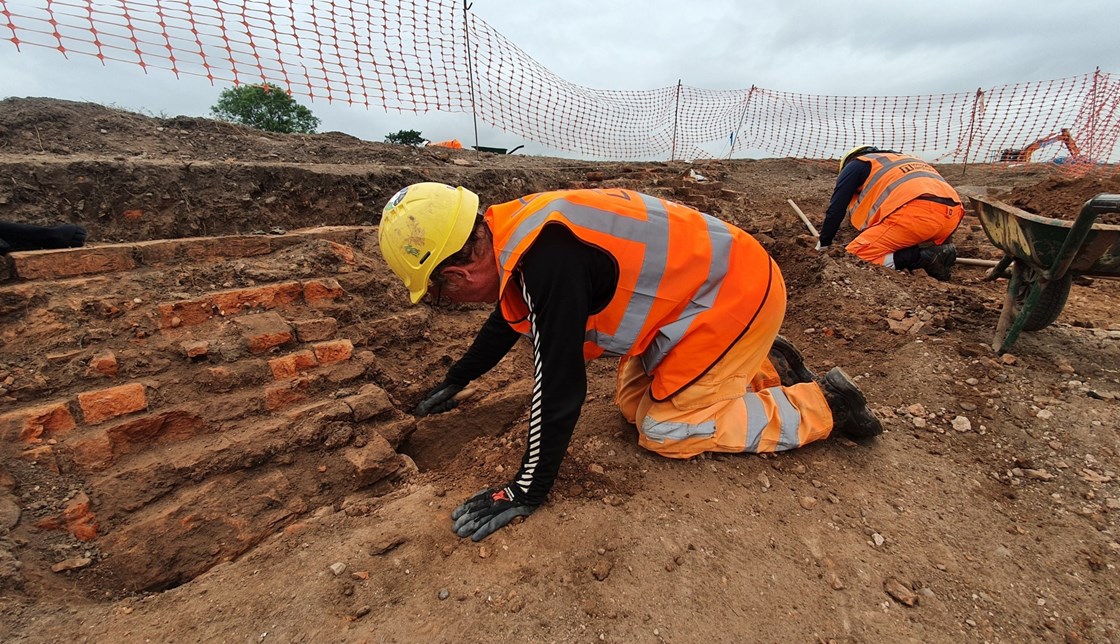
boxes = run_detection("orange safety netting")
[3,0,1119,164]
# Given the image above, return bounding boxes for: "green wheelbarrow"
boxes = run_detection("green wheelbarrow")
[967,192,1120,353]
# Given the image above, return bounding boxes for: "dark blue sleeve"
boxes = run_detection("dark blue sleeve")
[818,159,870,247]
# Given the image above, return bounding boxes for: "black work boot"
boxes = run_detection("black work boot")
[768,335,816,386]
[820,367,883,439]
[917,243,956,282]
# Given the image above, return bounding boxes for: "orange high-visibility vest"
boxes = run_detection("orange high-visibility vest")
[485,189,776,402]
[847,153,961,230]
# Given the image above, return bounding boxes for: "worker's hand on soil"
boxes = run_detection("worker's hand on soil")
[413,381,464,417]
[451,487,536,542]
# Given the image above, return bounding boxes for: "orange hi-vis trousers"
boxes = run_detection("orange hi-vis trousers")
[614,278,834,459]
[845,198,964,265]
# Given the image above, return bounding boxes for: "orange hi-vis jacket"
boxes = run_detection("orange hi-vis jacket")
[847,153,961,230]
[485,189,776,402]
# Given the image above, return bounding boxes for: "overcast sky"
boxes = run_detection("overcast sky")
[1,0,1115,159]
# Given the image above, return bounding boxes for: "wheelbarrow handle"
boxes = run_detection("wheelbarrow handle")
[1046,192,1120,281]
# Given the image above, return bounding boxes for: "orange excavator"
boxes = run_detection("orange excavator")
[999,128,1081,163]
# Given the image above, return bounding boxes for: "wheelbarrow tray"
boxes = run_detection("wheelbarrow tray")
[968,194,1120,278]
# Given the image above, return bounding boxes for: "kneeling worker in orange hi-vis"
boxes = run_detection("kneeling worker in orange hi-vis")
[379,183,883,541]
[817,146,964,281]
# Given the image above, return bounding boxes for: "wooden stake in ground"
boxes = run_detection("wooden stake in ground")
[786,199,820,237]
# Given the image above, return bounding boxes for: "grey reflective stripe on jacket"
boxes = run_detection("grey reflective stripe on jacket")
[847,154,945,230]
[498,193,734,372]
[639,386,802,452]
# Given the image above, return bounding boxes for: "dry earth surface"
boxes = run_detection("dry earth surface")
[1,98,1119,643]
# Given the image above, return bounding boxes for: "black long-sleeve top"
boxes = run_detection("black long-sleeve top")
[818,159,871,247]
[443,224,618,506]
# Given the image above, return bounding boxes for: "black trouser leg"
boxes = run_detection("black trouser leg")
[892,245,922,270]
[0,222,87,253]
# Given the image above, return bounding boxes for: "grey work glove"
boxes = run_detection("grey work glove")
[451,487,536,542]
[413,380,464,417]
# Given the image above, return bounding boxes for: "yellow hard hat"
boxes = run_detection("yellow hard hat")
[379,182,480,304]
[839,145,879,171]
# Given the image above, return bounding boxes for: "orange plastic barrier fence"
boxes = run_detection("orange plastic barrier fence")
[3,0,1118,164]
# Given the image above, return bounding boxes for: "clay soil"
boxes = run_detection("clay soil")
[1,98,1120,643]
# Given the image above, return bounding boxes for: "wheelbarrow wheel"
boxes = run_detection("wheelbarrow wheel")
[1009,263,1073,332]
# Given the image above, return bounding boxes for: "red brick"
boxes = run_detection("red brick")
[313,339,353,365]
[135,235,271,265]
[69,433,113,471]
[303,278,345,305]
[158,282,303,329]
[264,377,309,410]
[85,351,119,378]
[210,282,303,316]
[291,317,338,342]
[63,493,99,541]
[77,382,147,425]
[235,311,295,353]
[158,300,214,328]
[270,226,364,248]
[11,246,137,280]
[327,242,356,265]
[0,403,77,443]
[106,411,205,454]
[269,350,318,380]
[181,340,209,358]
[340,434,400,487]
[123,209,143,220]
[347,384,395,422]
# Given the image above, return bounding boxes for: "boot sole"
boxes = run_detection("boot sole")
[824,368,883,439]
[769,335,816,385]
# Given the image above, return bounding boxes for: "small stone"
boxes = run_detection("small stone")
[951,416,972,432]
[872,533,885,547]
[965,377,980,386]
[1036,409,1054,420]
[51,557,92,573]
[591,559,613,581]
[588,463,605,475]
[478,545,491,559]
[798,496,818,510]
[354,605,371,619]
[884,577,918,606]
[757,473,771,490]
[438,588,450,600]
[907,403,926,416]
[1000,354,1018,365]
[912,417,927,429]
[329,562,346,575]
[959,402,977,412]
[1022,468,1054,481]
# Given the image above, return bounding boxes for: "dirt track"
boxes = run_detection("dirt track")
[1,98,1119,643]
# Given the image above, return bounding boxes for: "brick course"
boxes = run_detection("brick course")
[77,382,148,425]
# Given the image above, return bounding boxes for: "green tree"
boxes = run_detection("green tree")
[210,83,320,134]
[384,129,426,146]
